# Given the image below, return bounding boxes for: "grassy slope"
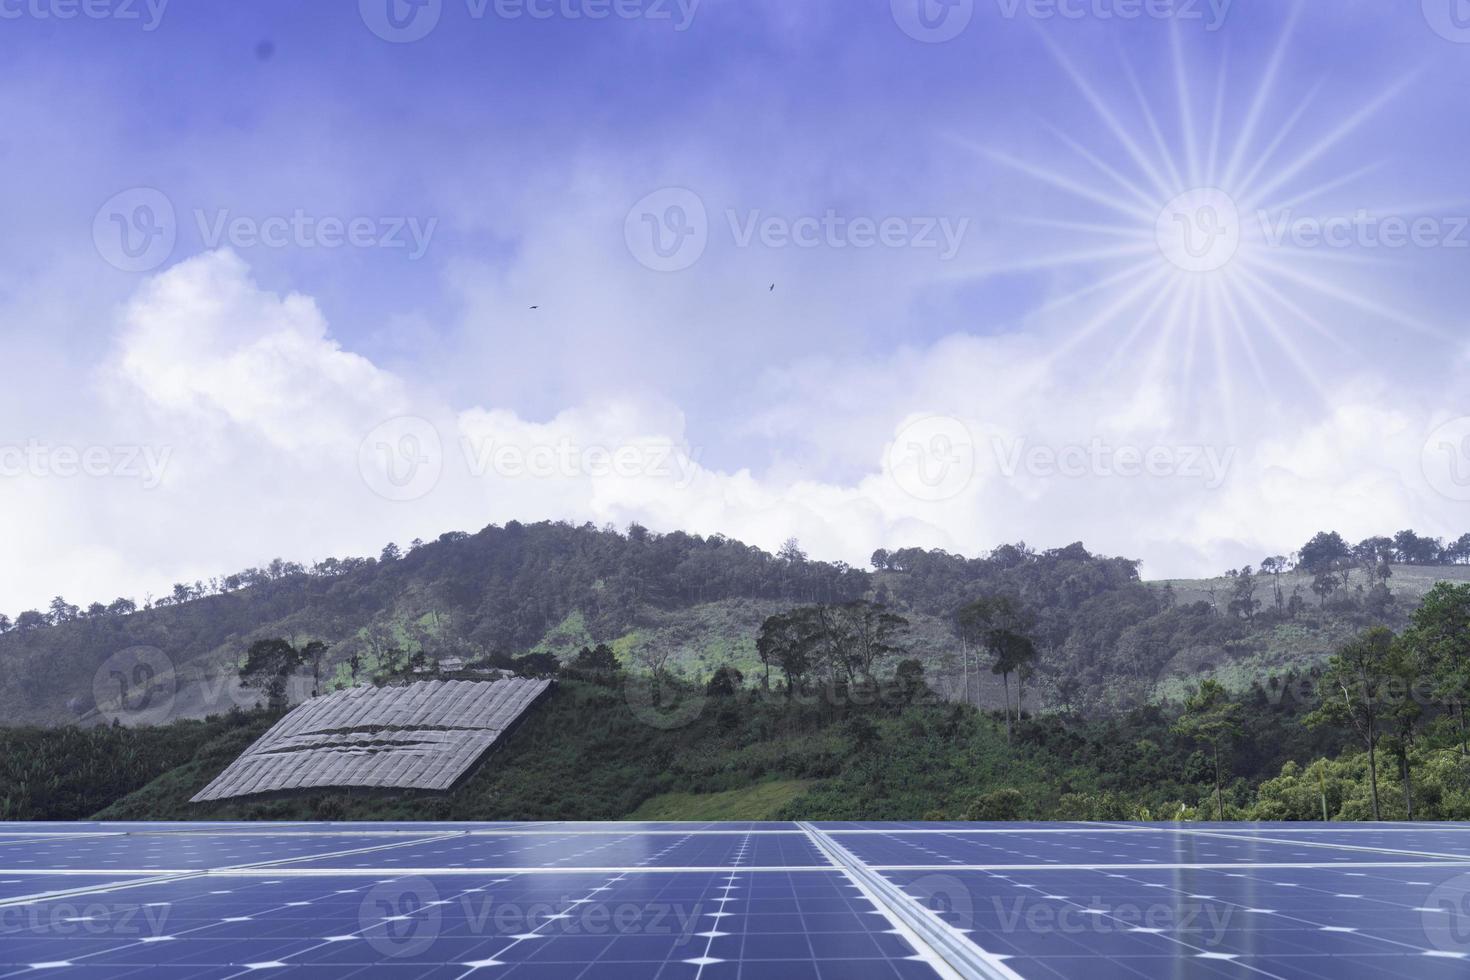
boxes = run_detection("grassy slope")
[1147,565,1470,702]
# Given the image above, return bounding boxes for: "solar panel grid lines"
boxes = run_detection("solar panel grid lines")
[5,824,1470,977]
[192,679,552,802]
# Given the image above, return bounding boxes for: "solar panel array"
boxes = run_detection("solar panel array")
[2,821,1470,978]
[192,679,553,802]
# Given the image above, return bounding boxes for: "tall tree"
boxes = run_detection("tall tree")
[1402,582,1470,758]
[956,595,1037,746]
[1172,679,1243,821]
[1306,627,1396,820]
[239,639,308,712]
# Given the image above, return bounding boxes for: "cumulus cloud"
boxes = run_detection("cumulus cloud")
[113,250,410,455]
[5,249,1469,614]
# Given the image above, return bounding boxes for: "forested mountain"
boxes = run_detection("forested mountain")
[3,520,1468,726]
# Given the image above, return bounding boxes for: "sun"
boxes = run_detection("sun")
[949,8,1451,415]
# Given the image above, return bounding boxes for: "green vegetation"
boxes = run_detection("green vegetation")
[628,780,816,821]
[8,523,1470,823]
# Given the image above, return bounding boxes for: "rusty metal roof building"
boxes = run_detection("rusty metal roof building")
[191,678,552,802]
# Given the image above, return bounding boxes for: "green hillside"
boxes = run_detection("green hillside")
[4,521,1469,728]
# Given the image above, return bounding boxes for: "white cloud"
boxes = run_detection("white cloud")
[5,250,1469,615]
[113,249,410,455]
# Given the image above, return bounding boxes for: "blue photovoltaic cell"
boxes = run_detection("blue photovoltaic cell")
[283,832,829,872]
[2,821,1470,978]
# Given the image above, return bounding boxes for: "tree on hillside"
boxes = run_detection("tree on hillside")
[239,639,308,711]
[1226,566,1260,621]
[1260,556,1288,613]
[706,665,744,698]
[1299,532,1351,574]
[1306,626,1397,821]
[1311,568,1341,607]
[302,640,329,698]
[1381,640,1423,820]
[1393,529,1442,565]
[1402,582,1470,757]
[756,610,813,694]
[956,595,1038,746]
[570,643,620,676]
[1172,679,1242,821]
[48,597,79,624]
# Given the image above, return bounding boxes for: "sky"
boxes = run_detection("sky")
[4,0,1470,612]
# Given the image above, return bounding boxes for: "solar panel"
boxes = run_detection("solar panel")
[1,822,1468,977]
[192,679,553,802]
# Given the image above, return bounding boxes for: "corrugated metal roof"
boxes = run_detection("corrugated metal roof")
[190,678,552,802]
